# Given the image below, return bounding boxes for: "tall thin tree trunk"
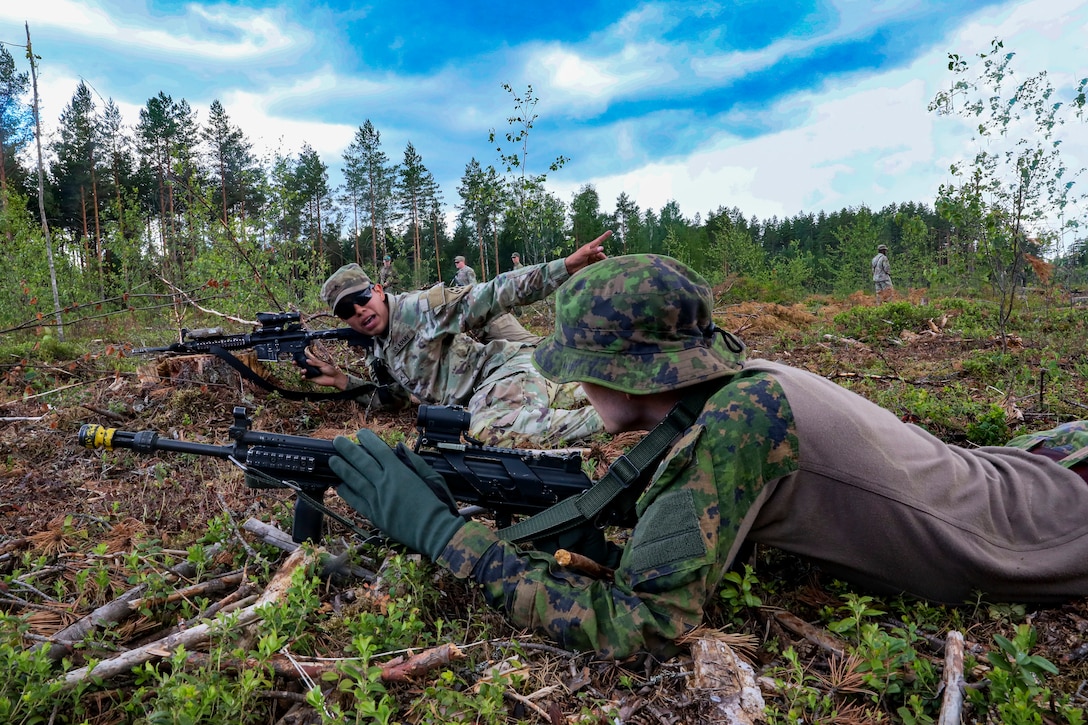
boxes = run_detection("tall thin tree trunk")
[91,165,104,299]
[0,138,11,244]
[433,208,442,283]
[26,23,64,340]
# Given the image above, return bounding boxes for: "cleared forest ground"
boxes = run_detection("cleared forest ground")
[2,289,1088,724]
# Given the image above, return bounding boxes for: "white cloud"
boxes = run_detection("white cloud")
[216,86,356,160]
[565,0,1088,228]
[5,0,301,61]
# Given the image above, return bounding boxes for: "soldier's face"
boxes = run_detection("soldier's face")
[342,286,389,336]
[580,382,637,433]
[581,381,677,433]
[455,260,465,268]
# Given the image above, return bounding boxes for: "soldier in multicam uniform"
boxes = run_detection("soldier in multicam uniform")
[377,254,396,290]
[872,243,892,300]
[450,253,541,346]
[452,255,476,286]
[300,236,610,447]
[327,253,1088,659]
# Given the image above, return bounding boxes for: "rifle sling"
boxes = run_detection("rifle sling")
[497,382,722,545]
[208,345,369,401]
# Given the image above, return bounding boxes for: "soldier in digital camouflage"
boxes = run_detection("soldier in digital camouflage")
[300,235,610,447]
[328,253,1088,659]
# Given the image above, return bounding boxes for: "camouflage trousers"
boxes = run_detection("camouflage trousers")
[1005,420,1088,469]
[483,313,543,346]
[467,349,604,448]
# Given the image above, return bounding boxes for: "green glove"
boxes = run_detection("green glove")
[330,429,465,559]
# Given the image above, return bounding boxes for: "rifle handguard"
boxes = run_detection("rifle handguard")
[77,406,596,546]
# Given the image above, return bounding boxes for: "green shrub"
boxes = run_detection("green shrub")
[833,302,943,341]
[966,405,1011,446]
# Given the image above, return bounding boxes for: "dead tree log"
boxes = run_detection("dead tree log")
[59,547,316,689]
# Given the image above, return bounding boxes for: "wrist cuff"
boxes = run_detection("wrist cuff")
[435,521,500,579]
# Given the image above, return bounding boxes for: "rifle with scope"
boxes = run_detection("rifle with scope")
[78,405,595,545]
[132,311,367,380]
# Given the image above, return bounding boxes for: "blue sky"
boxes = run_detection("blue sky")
[3,0,1086,232]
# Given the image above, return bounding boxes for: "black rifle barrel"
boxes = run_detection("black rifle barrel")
[79,424,236,458]
[78,405,597,544]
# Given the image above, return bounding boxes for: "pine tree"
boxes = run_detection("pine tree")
[0,44,31,215]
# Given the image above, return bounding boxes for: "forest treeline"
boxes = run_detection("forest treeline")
[0,39,1086,339]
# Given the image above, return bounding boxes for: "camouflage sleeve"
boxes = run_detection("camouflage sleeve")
[454,259,569,332]
[436,374,798,659]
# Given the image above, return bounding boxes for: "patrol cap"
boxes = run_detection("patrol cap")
[454,255,466,263]
[321,263,372,310]
[511,252,520,259]
[533,254,745,394]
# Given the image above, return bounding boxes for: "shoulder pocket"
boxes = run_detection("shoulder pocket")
[426,284,471,310]
[625,488,709,592]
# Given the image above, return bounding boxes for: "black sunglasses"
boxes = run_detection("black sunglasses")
[334,287,374,320]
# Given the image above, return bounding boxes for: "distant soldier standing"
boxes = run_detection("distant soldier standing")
[452,255,477,286]
[511,252,523,270]
[454,253,540,344]
[378,254,396,291]
[871,244,892,300]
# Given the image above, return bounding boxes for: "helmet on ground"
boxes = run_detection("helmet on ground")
[321,263,372,310]
[533,254,745,394]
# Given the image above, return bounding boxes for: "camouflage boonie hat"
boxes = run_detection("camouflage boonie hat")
[533,254,745,394]
[321,263,372,310]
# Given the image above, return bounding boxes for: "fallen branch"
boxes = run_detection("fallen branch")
[34,544,222,663]
[59,547,317,690]
[1,377,115,407]
[242,518,375,581]
[826,371,903,381]
[127,571,246,611]
[79,403,127,423]
[380,643,464,682]
[772,610,847,657]
[180,641,464,684]
[243,517,296,552]
[938,631,966,725]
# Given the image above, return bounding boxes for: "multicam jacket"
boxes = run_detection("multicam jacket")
[871,252,891,283]
[453,265,478,286]
[345,259,570,410]
[438,359,1088,658]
